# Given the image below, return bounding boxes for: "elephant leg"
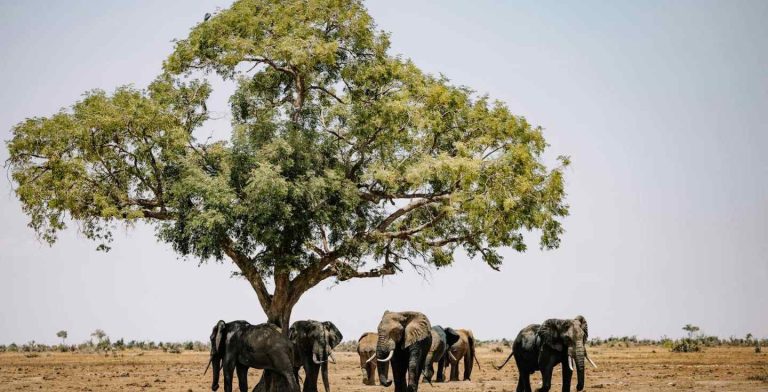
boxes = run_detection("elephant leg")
[449,358,459,381]
[422,362,434,383]
[516,371,527,392]
[537,354,559,392]
[321,361,330,392]
[561,356,572,392]
[236,364,249,392]
[276,368,300,392]
[223,359,236,392]
[436,356,446,382]
[406,338,430,392]
[463,351,473,381]
[391,355,408,392]
[367,361,377,385]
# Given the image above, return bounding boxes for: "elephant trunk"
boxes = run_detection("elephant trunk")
[575,340,586,391]
[210,354,221,391]
[376,334,393,387]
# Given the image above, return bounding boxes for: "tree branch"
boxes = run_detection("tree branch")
[375,194,450,232]
[309,85,345,104]
[221,238,272,312]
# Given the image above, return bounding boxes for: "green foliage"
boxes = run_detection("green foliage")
[6,0,569,321]
[56,330,67,344]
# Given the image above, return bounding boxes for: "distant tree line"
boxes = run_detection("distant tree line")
[0,329,209,354]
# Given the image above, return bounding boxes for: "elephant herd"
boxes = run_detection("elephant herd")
[205,312,595,392]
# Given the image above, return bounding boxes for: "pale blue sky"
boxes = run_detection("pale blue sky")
[0,0,766,345]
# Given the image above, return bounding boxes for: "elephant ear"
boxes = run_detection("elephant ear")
[214,320,226,354]
[574,315,589,340]
[403,312,431,348]
[444,327,461,347]
[322,321,343,348]
[538,319,569,352]
[288,321,305,343]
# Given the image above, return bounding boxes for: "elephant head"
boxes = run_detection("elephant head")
[289,320,343,365]
[206,320,227,391]
[443,327,461,361]
[375,311,431,387]
[538,316,592,391]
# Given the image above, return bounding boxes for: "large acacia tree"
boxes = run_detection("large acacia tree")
[7,0,568,330]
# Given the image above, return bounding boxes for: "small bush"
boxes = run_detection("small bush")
[671,338,701,353]
[747,374,768,383]
[490,346,503,353]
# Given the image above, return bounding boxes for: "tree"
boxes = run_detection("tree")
[682,324,700,339]
[56,330,68,345]
[91,329,107,343]
[7,0,568,331]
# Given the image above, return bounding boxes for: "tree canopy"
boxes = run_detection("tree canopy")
[7,0,569,328]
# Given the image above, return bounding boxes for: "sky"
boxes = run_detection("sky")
[0,0,766,345]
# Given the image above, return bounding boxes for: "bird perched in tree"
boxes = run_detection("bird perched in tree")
[204,13,211,21]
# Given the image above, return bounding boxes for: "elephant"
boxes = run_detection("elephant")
[444,327,481,381]
[375,311,433,392]
[288,320,343,392]
[494,315,597,392]
[205,320,299,392]
[422,325,457,383]
[357,332,383,385]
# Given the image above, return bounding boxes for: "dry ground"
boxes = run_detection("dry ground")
[0,346,766,391]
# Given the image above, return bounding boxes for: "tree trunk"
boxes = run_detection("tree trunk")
[255,274,298,392]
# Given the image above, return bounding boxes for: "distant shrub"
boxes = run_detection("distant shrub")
[490,346,503,353]
[671,338,701,353]
[334,340,357,352]
[7,343,18,352]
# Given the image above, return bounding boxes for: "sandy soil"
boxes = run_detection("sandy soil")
[0,346,766,391]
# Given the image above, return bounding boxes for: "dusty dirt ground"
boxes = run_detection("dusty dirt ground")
[0,346,766,391]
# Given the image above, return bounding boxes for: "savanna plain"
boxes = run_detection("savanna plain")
[1,346,766,392]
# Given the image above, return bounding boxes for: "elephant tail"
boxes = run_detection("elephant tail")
[468,335,481,371]
[493,349,514,370]
[203,357,212,375]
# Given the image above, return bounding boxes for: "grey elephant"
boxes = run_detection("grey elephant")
[288,320,343,392]
[375,311,432,392]
[206,320,299,392]
[494,315,597,392]
[444,327,481,381]
[422,325,457,383]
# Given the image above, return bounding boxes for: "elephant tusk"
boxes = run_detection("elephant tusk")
[587,355,597,368]
[568,355,575,371]
[377,351,394,363]
[328,352,336,364]
[448,351,457,362]
[365,353,377,364]
[313,353,326,365]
